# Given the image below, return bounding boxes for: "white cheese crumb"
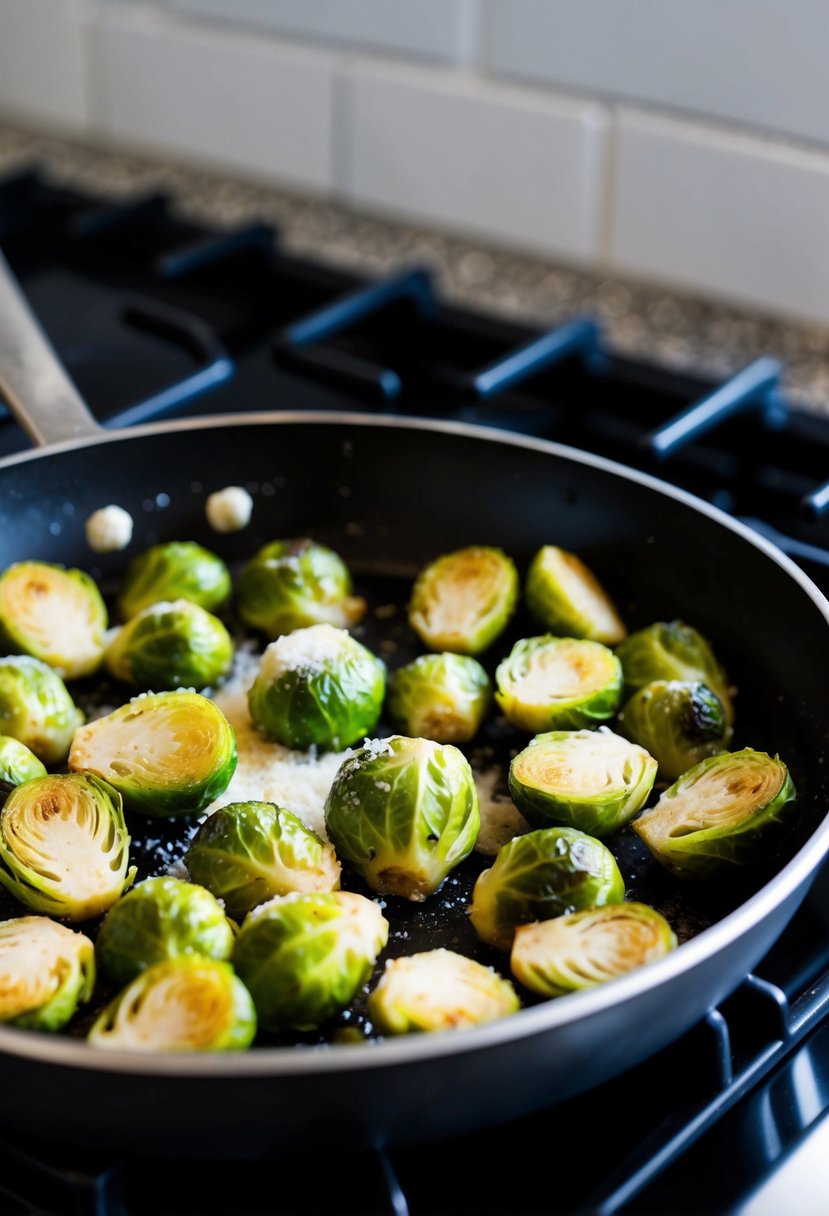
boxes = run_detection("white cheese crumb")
[84,504,134,553]
[205,485,254,533]
[259,624,348,683]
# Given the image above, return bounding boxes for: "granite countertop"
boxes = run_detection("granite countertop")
[2,120,829,416]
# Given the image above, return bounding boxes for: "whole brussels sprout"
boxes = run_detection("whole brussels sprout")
[0,916,96,1031]
[494,635,623,733]
[247,624,385,752]
[0,735,47,791]
[117,541,231,620]
[632,748,796,879]
[0,655,83,765]
[469,826,625,951]
[235,538,366,638]
[105,599,234,692]
[616,679,732,781]
[407,545,518,655]
[508,728,657,838]
[324,735,480,901]
[96,875,236,988]
[88,956,257,1052]
[69,689,237,818]
[510,902,677,998]
[615,620,733,724]
[0,560,108,679]
[386,652,491,743]
[0,773,135,921]
[184,801,341,922]
[368,948,520,1034]
[232,890,389,1033]
[524,545,627,646]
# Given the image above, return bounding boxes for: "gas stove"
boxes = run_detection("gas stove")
[2,164,829,1216]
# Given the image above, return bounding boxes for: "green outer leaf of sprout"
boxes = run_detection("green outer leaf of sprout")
[494,635,623,733]
[117,541,232,620]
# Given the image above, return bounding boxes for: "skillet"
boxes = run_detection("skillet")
[1,247,829,1160]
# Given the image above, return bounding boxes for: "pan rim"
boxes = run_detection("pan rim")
[1,408,828,1077]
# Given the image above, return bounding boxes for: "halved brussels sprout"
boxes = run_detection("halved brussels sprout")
[386,652,492,743]
[508,728,657,838]
[368,948,520,1034]
[184,801,341,921]
[0,773,135,921]
[105,599,234,692]
[0,560,108,679]
[616,679,732,781]
[247,624,385,752]
[117,541,232,621]
[407,545,518,655]
[510,902,677,997]
[324,735,479,901]
[469,826,625,950]
[232,890,389,1033]
[69,690,237,818]
[494,635,623,733]
[0,656,83,766]
[0,735,47,791]
[525,546,627,646]
[0,916,96,1031]
[236,538,366,638]
[96,875,235,988]
[615,620,734,724]
[88,957,256,1052]
[631,748,796,879]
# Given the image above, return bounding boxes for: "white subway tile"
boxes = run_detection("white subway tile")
[90,8,335,191]
[610,110,829,324]
[340,63,608,262]
[0,0,92,131]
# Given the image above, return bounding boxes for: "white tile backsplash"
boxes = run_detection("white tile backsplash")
[0,0,92,132]
[340,62,608,263]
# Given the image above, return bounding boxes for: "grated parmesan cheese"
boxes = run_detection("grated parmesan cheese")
[205,485,254,533]
[258,624,350,683]
[84,505,134,553]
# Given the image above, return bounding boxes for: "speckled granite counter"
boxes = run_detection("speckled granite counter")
[2,121,829,415]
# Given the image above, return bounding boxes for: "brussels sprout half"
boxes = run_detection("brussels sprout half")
[105,599,234,692]
[510,902,678,998]
[524,546,627,646]
[184,801,341,922]
[469,826,625,951]
[247,624,385,752]
[0,560,108,680]
[368,948,520,1035]
[0,916,96,1031]
[407,545,518,655]
[69,690,237,818]
[0,735,47,791]
[0,774,135,922]
[324,735,480,901]
[88,957,256,1053]
[494,635,623,733]
[117,541,232,620]
[615,620,734,724]
[96,875,236,988]
[632,748,796,879]
[616,679,732,781]
[508,728,657,838]
[232,891,389,1033]
[0,656,83,766]
[236,538,366,639]
[386,652,492,743]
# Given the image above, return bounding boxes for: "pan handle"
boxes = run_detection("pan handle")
[0,247,101,447]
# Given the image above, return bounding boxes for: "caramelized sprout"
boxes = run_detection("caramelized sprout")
[615,620,734,724]
[236,538,365,638]
[508,728,657,837]
[0,773,135,921]
[494,635,623,733]
[368,948,520,1034]
[632,748,796,879]
[0,916,96,1031]
[117,540,231,620]
[69,690,237,818]
[105,598,234,692]
[0,656,83,766]
[616,679,732,781]
[525,546,627,645]
[88,957,256,1052]
[0,560,108,679]
[386,652,492,743]
[0,735,47,791]
[511,902,677,997]
[407,545,518,655]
